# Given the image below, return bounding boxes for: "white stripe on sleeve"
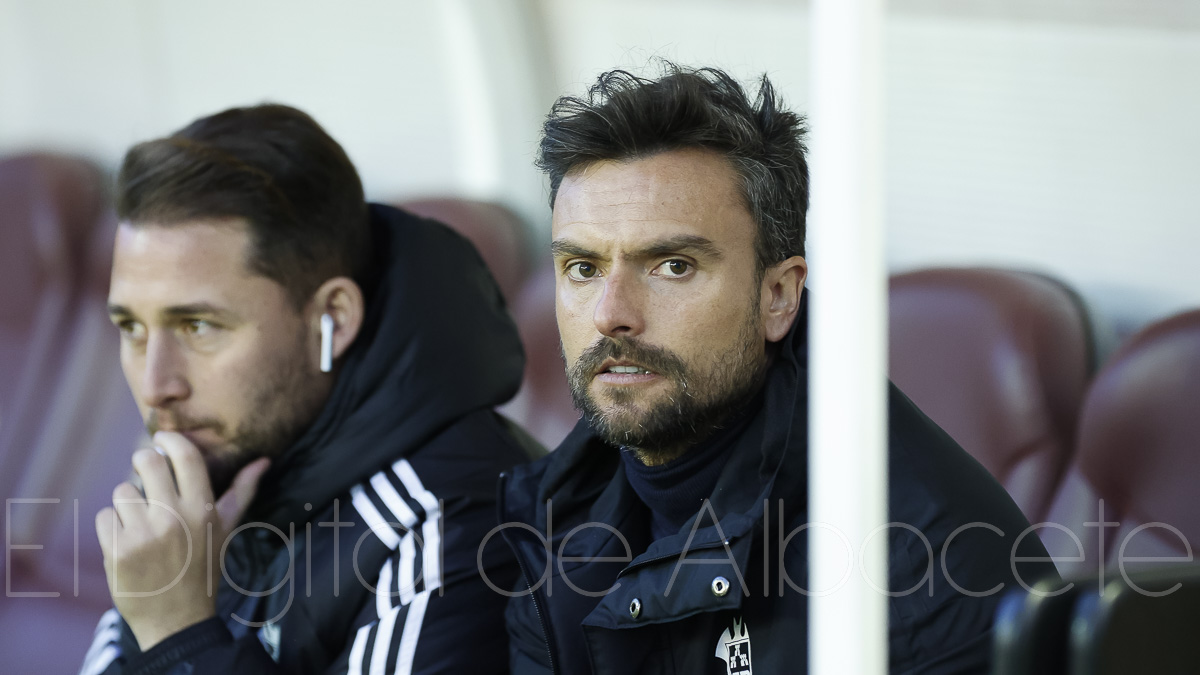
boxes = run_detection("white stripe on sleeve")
[393,459,438,513]
[79,645,120,675]
[369,606,401,675]
[398,530,417,606]
[369,472,418,528]
[351,484,401,550]
[78,609,121,675]
[347,623,371,675]
[346,462,443,675]
[393,460,442,592]
[394,590,432,675]
[375,555,394,617]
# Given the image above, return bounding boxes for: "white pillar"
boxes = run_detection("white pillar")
[807,1,888,674]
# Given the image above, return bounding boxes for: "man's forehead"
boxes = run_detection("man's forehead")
[108,219,266,313]
[551,149,753,248]
[113,218,253,263]
[556,149,740,203]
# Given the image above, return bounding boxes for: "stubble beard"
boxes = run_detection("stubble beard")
[567,302,768,465]
[146,330,328,497]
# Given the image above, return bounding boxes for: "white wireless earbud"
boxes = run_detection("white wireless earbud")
[320,313,335,373]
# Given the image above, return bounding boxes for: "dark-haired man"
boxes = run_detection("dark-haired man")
[79,104,538,674]
[500,65,1059,674]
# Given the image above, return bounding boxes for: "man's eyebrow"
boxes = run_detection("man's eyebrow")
[159,303,232,319]
[550,235,724,261]
[635,235,723,260]
[550,239,599,259]
[106,302,233,320]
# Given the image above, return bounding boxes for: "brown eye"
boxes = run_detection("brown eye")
[567,261,598,281]
[662,260,691,277]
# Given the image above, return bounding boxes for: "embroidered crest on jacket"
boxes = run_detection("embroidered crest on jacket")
[715,617,752,675]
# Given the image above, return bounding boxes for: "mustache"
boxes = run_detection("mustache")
[570,336,689,382]
[145,409,225,436]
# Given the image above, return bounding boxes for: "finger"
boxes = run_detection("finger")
[132,446,178,504]
[154,431,214,504]
[111,481,147,530]
[215,457,270,531]
[95,506,118,557]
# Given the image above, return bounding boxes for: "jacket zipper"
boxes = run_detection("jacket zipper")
[513,539,558,675]
[499,473,558,675]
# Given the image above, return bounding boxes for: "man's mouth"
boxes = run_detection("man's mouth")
[594,359,660,383]
[605,365,653,374]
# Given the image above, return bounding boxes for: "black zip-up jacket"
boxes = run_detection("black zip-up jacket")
[500,292,1060,674]
[80,204,541,675]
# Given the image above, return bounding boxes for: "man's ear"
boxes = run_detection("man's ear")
[309,277,365,368]
[760,256,807,343]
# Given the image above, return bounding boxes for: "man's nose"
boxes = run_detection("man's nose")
[140,333,190,408]
[592,270,645,338]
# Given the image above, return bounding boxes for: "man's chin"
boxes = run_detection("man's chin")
[196,442,258,498]
[589,380,675,407]
[204,455,246,498]
[585,404,672,448]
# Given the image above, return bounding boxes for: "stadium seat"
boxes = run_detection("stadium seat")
[993,563,1200,674]
[889,268,1099,524]
[0,153,146,672]
[0,154,108,502]
[1042,309,1200,577]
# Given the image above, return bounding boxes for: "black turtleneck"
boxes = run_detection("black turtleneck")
[620,402,758,541]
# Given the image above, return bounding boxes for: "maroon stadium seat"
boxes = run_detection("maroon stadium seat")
[889,268,1098,524]
[1043,309,1200,577]
[0,154,107,501]
[0,153,145,672]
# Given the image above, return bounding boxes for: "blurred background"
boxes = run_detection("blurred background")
[4,0,1198,325]
[3,0,1199,671]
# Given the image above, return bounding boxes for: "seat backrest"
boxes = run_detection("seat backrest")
[1046,310,1200,576]
[992,575,1084,675]
[993,562,1200,675]
[0,154,108,504]
[6,206,146,598]
[396,198,532,303]
[889,268,1095,523]
[1068,563,1200,674]
[0,153,147,594]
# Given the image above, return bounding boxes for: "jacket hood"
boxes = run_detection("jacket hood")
[248,203,525,529]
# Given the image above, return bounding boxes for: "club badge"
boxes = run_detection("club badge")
[714,616,752,675]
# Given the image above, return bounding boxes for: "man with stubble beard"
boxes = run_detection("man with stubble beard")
[499,64,1059,674]
[80,103,538,674]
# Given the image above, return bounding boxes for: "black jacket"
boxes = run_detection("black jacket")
[80,204,540,675]
[500,292,1060,674]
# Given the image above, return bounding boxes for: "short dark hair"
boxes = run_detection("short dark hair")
[116,103,370,308]
[538,63,809,266]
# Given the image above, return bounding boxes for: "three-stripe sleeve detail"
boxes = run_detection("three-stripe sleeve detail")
[346,459,441,674]
[78,608,121,675]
